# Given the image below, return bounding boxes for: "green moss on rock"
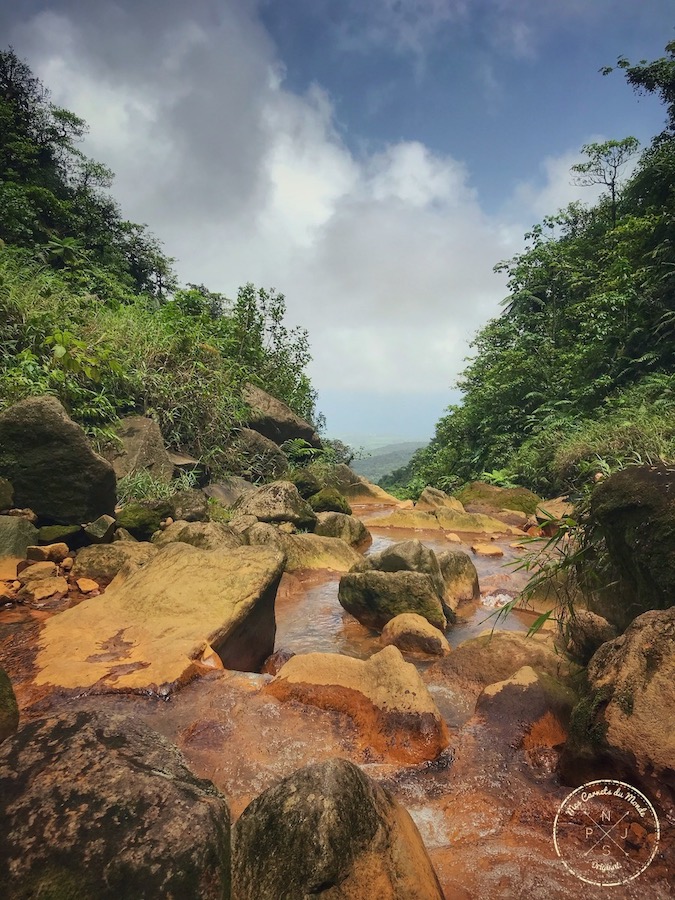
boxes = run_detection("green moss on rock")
[116,500,172,541]
[308,488,351,515]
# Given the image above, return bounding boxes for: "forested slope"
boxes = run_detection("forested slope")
[0,48,321,474]
[384,44,675,499]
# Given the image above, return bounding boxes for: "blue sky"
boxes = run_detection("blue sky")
[2,1,673,445]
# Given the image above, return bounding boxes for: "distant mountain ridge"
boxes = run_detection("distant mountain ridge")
[351,441,426,482]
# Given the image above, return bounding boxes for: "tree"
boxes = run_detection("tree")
[571,138,640,226]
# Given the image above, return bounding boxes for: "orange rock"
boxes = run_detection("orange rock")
[26,543,70,563]
[266,645,449,763]
[470,543,504,558]
[76,577,100,594]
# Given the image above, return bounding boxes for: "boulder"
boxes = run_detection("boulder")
[112,527,138,543]
[424,631,578,700]
[245,522,360,572]
[171,488,209,522]
[152,520,244,551]
[235,481,317,529]
[83,514,116,544]
[26,542,70,563]
[0,395,116,524]
[559,609,619,664]
[242,382,321,448]
[18,574,68,604]
[364,539,446,597]
[381,613,450,656]
[232,758,443,900]
[204,477,256,508]
[590,464,675,629]
[36,544,285,690]
[227,428,289,481]
[308,487,352,515]
[476,666,576,735]
[435,507,521,534]
[415,486,464,512]
[0,710,231,899]
[115,499,173,541]
[37,523,83,547]
[436,549,480,609]
[0,515,38,579]
[314,511,370,546]
[71,542,158,583]
[584,607,675,774]
[287,467,322,499]
[168,450,210,486]
[328,464,400,505]
[0,477,13,511]
[338,570,447,632]
[0,668,19,745]
[535,496,574,523]
[266,646,449,763]
[455,481,541,515]
[104,415,173,482]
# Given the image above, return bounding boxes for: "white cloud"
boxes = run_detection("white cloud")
[5,0,619,433]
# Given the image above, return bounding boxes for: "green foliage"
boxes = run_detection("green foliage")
[399,42,675,501]
[0,51,322,482]
[116,469,197,505]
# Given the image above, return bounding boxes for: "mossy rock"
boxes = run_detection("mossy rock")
[308,488,351,515]
[37,524,83,548]
[116,500,172,541]
[287,468,323,500]
[0,668,19,745]
[455,481,540,514]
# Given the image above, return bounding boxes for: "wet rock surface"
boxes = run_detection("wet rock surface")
[0,709,231,900]
[339,570,447,632]
[232,757,444,900]
[266,645,449,763]
[35,543,285,690]
[381,613,451,656]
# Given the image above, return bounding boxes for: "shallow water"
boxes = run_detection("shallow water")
[1,516,672,899]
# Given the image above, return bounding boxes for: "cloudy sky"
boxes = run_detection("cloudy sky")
[2,1,673,444]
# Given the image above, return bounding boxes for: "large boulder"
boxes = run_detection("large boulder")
[232,758,444,900]
[376,506,522,534]
[0,668,19,745]
[245,522,360,572]
[415,486,464,512]
[204,477,256,508]
[226,428,289,481]
[314,511,370,546]
[338,570,447,632]
[436,549,480,609]
[287,467,322,499]
[36,544,286,690]
[152,520,244,551]
[0,710,231,899]
[115,498,173,541]
[308,487,352,515]
[0,515,38,579]
[455,481,541,515]
[0,395,116,524]
[424,631,578,700]
[71,542,159,584]
[171,488,209,522]
[558,609,619,664]
[590,464,675,629]
[235,481,317,529]
[266,646,449,763]
[363,539,446,598]
[584,607,675,774]
[327,464,400,506]
[103,415,173,482]
[242,383,321,448]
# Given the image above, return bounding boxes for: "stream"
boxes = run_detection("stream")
[1,511,672,899]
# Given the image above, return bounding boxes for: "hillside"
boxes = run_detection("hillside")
[351,441,427,482]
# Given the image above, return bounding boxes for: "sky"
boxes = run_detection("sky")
[1,1,673,445]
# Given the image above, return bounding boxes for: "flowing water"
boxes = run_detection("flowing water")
[1,513,672,899]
